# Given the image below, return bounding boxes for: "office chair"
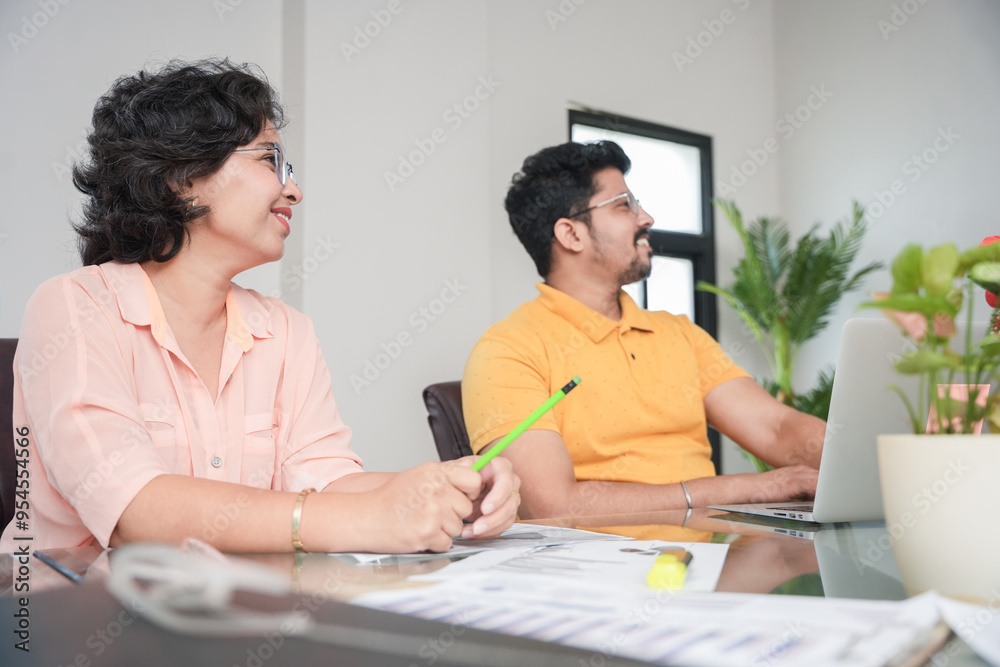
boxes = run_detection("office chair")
[421,381,473,461]
[0,339,18,532]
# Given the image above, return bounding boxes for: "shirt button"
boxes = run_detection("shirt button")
[211,457,223,468]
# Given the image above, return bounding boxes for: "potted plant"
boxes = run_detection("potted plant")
[861,237,1000,602]
[697,200,882,470]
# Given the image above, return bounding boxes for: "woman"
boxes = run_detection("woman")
[0,59,517,554]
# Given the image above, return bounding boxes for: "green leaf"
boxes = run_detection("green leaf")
[792,367,835,420]
[958,242,1000,273]
[859,293,959,319]
[921,244,959,297]
[695,280,733,303]
[750,217,791,291]
[711,199,783,337]
[891,244,923,294]
[888,384,923,434]
[708,200,880,416]
[975,335,1000,357]
[697,280,768,349]
[969,262,1000,294]
[782,204,883,345]
[895,349,961,374]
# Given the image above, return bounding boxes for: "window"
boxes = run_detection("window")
[570,110,723,471]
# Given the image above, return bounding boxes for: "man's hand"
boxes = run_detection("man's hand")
[734,465,819,504]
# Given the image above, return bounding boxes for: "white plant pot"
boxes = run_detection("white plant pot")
[877,434,1000,603]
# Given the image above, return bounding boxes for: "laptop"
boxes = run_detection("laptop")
[709,318,988,523]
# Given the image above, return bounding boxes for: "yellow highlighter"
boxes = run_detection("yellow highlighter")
[646,549,693,590]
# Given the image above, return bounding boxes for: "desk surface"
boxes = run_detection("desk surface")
[0,509,987,666]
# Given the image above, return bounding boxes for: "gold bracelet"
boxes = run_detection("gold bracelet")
[291,487,317,553]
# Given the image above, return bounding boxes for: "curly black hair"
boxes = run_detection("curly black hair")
[504,140,631,278]
[72,58,286,266]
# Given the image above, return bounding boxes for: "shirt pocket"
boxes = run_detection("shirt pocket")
[243,411,279,489]
[140,402,178,469]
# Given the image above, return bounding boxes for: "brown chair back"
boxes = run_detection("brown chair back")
[0,339,18,532]
[422,381,473,461]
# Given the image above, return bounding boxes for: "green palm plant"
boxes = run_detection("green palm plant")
[697,200,883,471]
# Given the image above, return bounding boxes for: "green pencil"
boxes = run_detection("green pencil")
[471,376,581,472]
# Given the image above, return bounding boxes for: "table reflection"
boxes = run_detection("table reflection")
[3,509,906,603]
[523,508,907,600]
[238,552,457,601]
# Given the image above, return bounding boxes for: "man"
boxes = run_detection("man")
[462,140,823,519]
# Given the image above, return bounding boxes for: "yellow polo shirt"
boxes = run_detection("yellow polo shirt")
[463,283,749,485]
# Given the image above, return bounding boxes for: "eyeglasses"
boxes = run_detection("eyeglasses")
[232,142,295,185]
[568,191,640,218]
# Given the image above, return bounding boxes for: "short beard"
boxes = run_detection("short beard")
[618,256,652,287]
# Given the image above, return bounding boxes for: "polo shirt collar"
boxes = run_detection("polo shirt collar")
[536,283,656,343]
[619,288,658,333]
[106,261,273,352]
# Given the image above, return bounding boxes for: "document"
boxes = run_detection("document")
[413,539,728,593]
[934,593,1000,666]
[335,522,631,564]
[353,575,945,667]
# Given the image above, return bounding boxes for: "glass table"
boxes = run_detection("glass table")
[1,509,990,666]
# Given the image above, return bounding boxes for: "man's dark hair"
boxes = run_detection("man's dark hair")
[72,58,286,266]
[504,140,631,277]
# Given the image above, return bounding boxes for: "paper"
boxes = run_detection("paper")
[333,522,631,564]
[413,540,727,593]
[353,574,945,667]
[934,592,1000,666]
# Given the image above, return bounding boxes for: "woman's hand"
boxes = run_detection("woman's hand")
[349,461,481,553]
[453,455,520,539]
[301,459,518,554]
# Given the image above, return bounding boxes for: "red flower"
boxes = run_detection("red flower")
[982,236,1000,307]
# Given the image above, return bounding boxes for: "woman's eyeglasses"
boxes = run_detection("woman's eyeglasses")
[233,142,295,186]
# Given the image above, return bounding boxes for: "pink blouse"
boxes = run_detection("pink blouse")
[1,262,363,551]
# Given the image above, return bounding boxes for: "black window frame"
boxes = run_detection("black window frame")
[569,109,724,473]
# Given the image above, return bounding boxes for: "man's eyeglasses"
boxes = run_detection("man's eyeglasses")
[232,142,295,186]
[568,191,640,218]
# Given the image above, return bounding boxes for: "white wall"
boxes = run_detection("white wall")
[4,1,998,476]
[771,0,1000,394]
[0,0,284,334]
[302,1,494,472]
